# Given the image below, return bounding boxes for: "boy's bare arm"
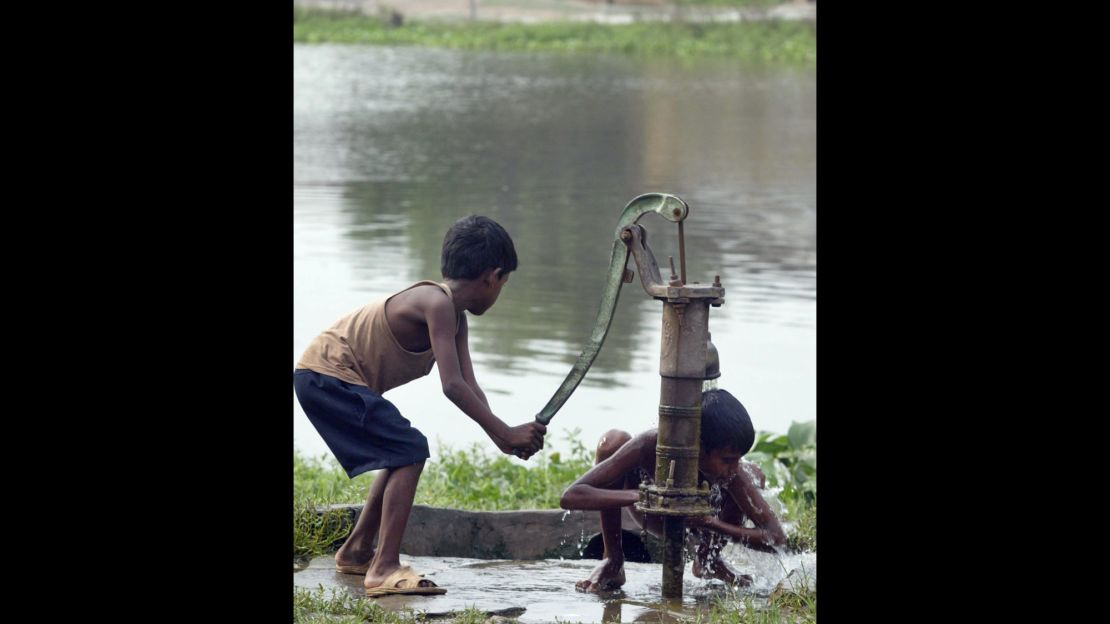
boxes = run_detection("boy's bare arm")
[697,468,787,551]
[425,291,543,455]
[454,315,489,409]
[560,435,644,510]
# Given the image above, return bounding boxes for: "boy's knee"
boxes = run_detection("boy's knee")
[596,429,631,460]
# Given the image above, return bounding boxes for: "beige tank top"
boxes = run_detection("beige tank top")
[296,281,458,394]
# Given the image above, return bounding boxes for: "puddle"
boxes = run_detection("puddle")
[294,551,815,622]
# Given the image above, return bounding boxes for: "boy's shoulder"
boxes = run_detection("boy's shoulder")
[388,282,460,331]
[390,282,453,311]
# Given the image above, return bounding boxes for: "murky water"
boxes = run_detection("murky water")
[294,44,815,459]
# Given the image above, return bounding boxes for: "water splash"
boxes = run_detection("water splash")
[718,544,817,595]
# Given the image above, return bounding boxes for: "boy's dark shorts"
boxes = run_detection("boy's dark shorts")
[293,369,430,478]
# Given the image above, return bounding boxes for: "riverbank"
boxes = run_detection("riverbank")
[293,5,816,62]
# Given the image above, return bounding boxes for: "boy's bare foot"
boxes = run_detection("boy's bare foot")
[363,563,437,590]
[334,545,374,573]
[693,556,753,587]
[576,558,626,593]
[364,562,401,590]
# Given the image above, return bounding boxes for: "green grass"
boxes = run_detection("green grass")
[293,586,406,623]
[414,434,597,511]
[294,496,354,562]
[783,496,815,553]
[294,585,519,622]
[292,9,816,63]
[293,584,815,623]
[675,0,786,7]
[294,429,596,509]
[697,588,817,624]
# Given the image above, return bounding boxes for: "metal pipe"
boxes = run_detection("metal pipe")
[622,198,724,600]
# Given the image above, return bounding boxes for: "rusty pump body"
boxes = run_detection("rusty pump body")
[532,193,724,599]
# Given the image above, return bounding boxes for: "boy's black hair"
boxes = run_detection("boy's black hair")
[441,215,519,280]
[700,389,755,455]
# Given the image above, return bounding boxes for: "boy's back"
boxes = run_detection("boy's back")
[296,280,459,395]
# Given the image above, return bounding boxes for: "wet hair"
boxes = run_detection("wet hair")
[700,389,755,455]
[441,215,519,280]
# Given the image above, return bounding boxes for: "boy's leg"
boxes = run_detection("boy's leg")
[577,430,631,593]
[364,461,432,589]
[335,469,390,569]
[596,429,631,562]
